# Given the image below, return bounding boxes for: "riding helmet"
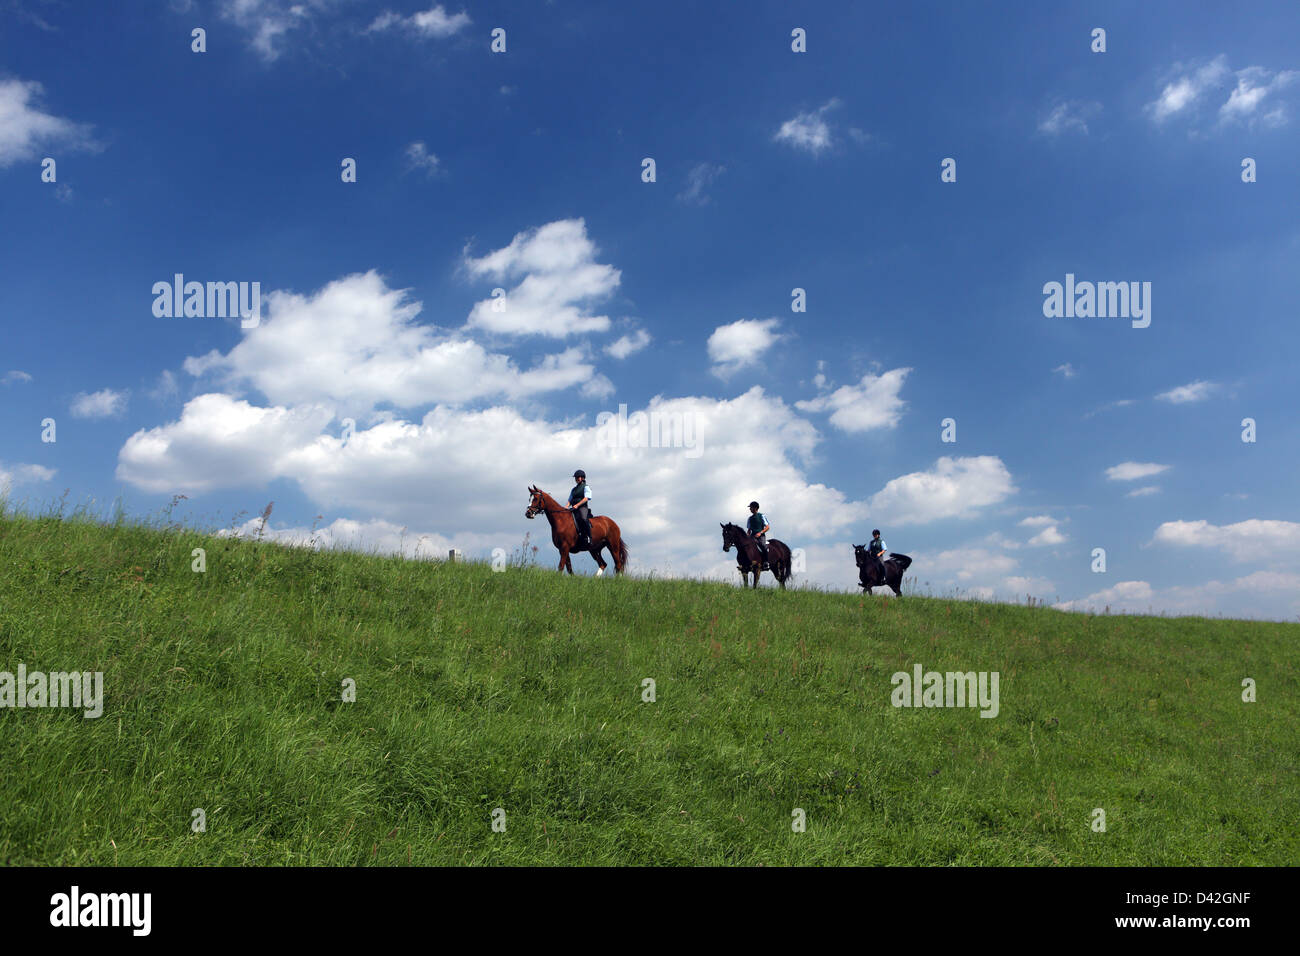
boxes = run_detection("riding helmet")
[573,469,586,479]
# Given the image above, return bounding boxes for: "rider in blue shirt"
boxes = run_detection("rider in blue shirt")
[867,529,887,577]
[746,501,770,570]
[568,470,592,548]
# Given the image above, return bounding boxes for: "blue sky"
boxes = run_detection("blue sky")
[3,0,1299,618]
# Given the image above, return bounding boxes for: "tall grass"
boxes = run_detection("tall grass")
[0,507,1295,865]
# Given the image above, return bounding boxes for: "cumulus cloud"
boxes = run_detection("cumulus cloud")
[605,329,651,359]
[867,456,1016,526]
[0,78,98,168]
[181,270,600,414]
[70,388,128,419]
[1106,461,1170,482]
[0,461,56,489]
[794,368,910,433]
[1151,518,1300,563]
[1155,380,1216,404]
[774,98,840,155]
[1027,525,1067,547]
[1055,580,1155,612]
[116,387,869,578]
[707,318,782,378]
[1056,572,1300,620]
[464,219,619,338]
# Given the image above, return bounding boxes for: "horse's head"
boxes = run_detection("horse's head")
[853,544,867,566]
[721,522,739,552]
[525,485,544,519]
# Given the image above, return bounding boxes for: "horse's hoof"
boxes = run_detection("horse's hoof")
[595,568,604,577]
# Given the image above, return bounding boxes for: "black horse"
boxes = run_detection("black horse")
[721,522,792,589]
[853,544,912,597]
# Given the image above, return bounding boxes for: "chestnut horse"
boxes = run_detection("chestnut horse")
[525,486,628,575]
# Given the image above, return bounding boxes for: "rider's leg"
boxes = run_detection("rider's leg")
[575,506,592,547]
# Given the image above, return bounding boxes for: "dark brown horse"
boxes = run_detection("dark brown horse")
[853,544,912,597]
[526,486,628,575]
[721,522,792,589]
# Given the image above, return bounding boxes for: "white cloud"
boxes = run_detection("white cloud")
[1027,525,1067,547]
[1056,572,1300,620]
[1052,363,1076,379]
[182,270,600,414]
[1018,515,1055,528]
[70,388,128,419]
[117,387,870,579]
[774,98,840,155]
[605,329,651,360]
[1155,380,1216,404]
[0,78,98,168]
[1147,56,1230,122]
[1151,518,1300,563]
[150,370,180,402]
[794,367,910,433]
[220,0,312,61]
[1,370,33,386]
[1146,56,1298,130]
[0,461,56,489]
[867,456,1016,526]
[1126,485,1160,498]
[707,318,781,378]
[677,162,726,205]
[1220,66,1298,124]
[367,5,471,39]
[1106,461,1170,482]
[1055,580,1155,612]
[1038,100,1101,136]
[405,141,441,176]
[464,219,619,338]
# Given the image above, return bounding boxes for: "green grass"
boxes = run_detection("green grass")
[0,507,1296,865]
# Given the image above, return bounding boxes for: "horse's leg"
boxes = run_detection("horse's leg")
[592,542,607,577]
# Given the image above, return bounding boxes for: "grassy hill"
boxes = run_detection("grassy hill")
[1,509,1296,865]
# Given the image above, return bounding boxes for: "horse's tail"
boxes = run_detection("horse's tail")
[617,536,628,570]
[770,539,792,584]
[889,552,913,572]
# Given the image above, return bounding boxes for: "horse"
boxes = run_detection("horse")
[525,486,628,576]
[853,544,913,597]
[721,522,792,589]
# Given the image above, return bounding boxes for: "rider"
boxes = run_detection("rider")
[568,469,592,549]
[867,529,888,578]
[746,501,770,570]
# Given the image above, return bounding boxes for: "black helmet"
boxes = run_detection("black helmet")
[749,501,760,509]
[872,529,881,536]
[573,469,586,479]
